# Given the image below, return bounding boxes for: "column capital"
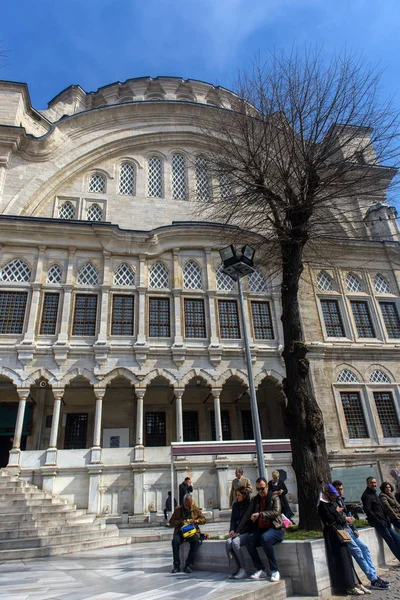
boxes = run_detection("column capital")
[211,388,222,399]
[135,388,146,399]
[68,247,77,257]
[38,245,47,253]
[94,388,106,400]
[52,389,64,401]
[174,388,185,398]
[16,388,30,401]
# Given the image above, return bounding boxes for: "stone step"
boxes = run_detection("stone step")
[4,497,70,507]
[0,508,87,523]
[0,491,58,500]
[0,527,119,550]
[0,514,96,530]
[0,521,105,539]
[0,503,79,517]
[0,533,132,560]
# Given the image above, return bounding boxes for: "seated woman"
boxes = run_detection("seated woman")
[268,470,295,524]
[318,484,364,596]
[225,486,252,579]
[379,482,400,531]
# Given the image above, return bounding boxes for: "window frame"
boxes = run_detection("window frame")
[317,294,350,341]
[147,155,164,199]
[111,293,135,336]
[183,297,207,339]
[148,296,171,338]
[71,293,98,337]
[217,298,241,339]
[39,292,60,336]
[349,298,378,339]
[250,300,274,340]
[0,290,29,336]
[333,383,379,447]
[118,161,136,196]
[379,300,400,339]
[372,389,400,440]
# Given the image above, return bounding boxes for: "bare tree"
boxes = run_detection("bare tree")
[195,47,400,530]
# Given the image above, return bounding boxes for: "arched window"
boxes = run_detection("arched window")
[88,173,106,194]
[370,370,391,383]
[345,273,362,293]
[317,271,334,291]
[219,172,233,201]
[374,274,390,294]
[183,260,203,289]
[47,264,62,284]
[337,369,359,383]
[172,154,187,200]
[0,258,31,282]
[78,262,99,285]
[58,201,75,220]
[87,204,102,222]
[149,262,169,288]
[216,264,234,291]
[248,269,268,293]
[148,156,163,197]
[114,263,135,286]
[119,163,135,196]
[195,157,211,202]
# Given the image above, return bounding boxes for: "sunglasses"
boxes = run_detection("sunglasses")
[256,487,267,491]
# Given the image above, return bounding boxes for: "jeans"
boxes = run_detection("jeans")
[245,528,284,573]
[375,523,400,561]
[345,527,377,582]
[391,518,400,530]
[225,533,250,571]
[172,533,200,568]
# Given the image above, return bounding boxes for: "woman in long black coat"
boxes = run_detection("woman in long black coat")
[318,484,362,596]
[268,470,295,522]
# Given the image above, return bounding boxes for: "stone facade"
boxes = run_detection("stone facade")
[0,76,399,516]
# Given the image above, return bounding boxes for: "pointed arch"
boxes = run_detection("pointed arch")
[248,269,268,293]
[78,262,99,285]
[100,368,140,387]
[114,263,135,286]
[216,264,234,291]
[215,368,249,388]
[345,272,363,293]
[183,260,203,289]
[141,368,179,387]
[24,368,59,387]
[179,368,214,388]
[334,364,363,382]
[59,368,99,387]
[47,264,63,284]
[0,258,31,282]
[149,261,169,288]
[0,367,23,387]
[254,369,285,389]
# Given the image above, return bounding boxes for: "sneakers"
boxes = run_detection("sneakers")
[346,587,365,596]
[371,577,390,589]
[233,568,247,579]
[270,570,280,582]
[358,584,371,595]
[250,569,268,580]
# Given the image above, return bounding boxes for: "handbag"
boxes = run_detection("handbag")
[181,523,197,539]
[333,526,351,543]
[281,514,292,528]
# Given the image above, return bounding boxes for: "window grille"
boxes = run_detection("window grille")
[374,392,400,437]
[370,370,390,383]
[219,172,233,201]
[172,154,187,200]
[241,410,254,440]
[218,300,240,338]
[195,157,211,202]
[149,262,169,288]
[0,291,28,334]
[374,273,390,294]
[111,295,134,336]
[72,294,97,336]
[346,273,363,293]
[216,265,235,291]
[251,301,274,339]
[47,264,62,284]
[211,410,232,440]
[380,302,400,338]
[87,204,102,222]
[39,293,59,335]
[145,412,166,446]
[64,413,88,449]
[183,260,202,289]
[321,299,345,337]
[114,263,135,286]
[317,271,334,291]
[337,369,359,383]
[0,259,31,283]
[350,301,375,337]
[248,269,268,293]
[58,201,75,220]
[148,156,163,197]
[119,163,135,195]
[88,174,106,194]
[184,299,206,338]
[78,263,99,286]
[340,392,369,438]
[183,411,200,441]
[149,297,170,337]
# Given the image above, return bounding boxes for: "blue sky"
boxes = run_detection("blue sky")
[1,0,400,109]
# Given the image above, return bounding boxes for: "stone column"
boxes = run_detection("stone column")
[7,388,30,469]
[175,388,184,442]
[215,456,230,510]
[136,255,147,345]
[96,252,111,344]
[56,247,76,344]
[212,389,223,441]
[134,388,146,461]
[91,388,106,464]
[22,245,46,344]
[172,249,183,346]
[42,389,63,494]
[205,251,219,345]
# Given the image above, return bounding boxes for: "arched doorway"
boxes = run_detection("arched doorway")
[0,376,33,467]
[182,377,212,441]
[256,375,288,438]
[144,376,174,447]
[102,375,135,448]
[220,376,249,440]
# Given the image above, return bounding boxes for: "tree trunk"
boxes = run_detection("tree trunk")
[280,235,331,531]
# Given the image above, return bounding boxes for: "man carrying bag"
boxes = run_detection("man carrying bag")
[169,493,206,573]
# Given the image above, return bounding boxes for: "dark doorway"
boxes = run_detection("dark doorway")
[64,413,88,449]
[145,412,166,446]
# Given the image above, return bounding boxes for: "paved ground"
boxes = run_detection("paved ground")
[0,539,399,600]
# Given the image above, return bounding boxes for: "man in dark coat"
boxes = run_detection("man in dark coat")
[179,476,193,505]
[361,476,400,562]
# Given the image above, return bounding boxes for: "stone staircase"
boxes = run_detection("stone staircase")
[0,469,132,559]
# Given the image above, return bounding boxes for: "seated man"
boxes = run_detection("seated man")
[235,476,284,581]
[169,493,206,573]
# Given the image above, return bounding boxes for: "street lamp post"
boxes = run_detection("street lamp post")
[219,245,266,479]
